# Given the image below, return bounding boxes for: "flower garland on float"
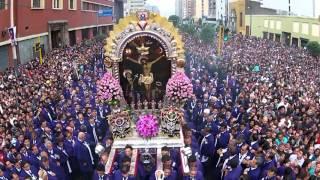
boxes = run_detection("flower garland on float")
[136,114,159,139]
[97,72,123,105]
[166,71,193,104]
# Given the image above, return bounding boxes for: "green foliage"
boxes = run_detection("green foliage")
[200,24,215,43]
[168,15,180,27]
[198,18,202,26]
[83,39,93,46]
[180,23,197,36]
[306,41,320,56]
[95,34,106,42]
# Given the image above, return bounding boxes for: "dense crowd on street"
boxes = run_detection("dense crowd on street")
[0,30,319,180]
[0,39,109,180]
[182,33,320,180]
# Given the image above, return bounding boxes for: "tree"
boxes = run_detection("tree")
[168,15,180,27]
[180,23,197,36]
[200,24,215,43]
[306,41,320,57]
[198,18,202,26]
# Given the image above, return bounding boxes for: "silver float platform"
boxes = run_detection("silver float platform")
[112,128,185,149]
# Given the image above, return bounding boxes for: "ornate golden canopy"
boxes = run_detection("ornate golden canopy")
[104,10,185,70]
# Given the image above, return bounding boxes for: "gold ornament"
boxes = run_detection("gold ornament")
[177,58,185,68]
[136,43,150,55]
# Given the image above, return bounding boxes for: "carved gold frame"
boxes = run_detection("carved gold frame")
[104,10,185,80]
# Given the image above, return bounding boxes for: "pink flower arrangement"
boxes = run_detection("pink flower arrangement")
[97,72,123,104]
[136,114,159,139]
[166,72,193,102]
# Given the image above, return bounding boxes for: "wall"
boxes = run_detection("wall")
[15,0,113,38]
[245,15,320,45]
[245,0,277,15]
[229,0,246,34]
[0,45,9,71]
[0,7,10,43]
[18,35,48,64]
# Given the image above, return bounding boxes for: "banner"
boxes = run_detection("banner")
[98,8,113,17]
[8,26,17,45]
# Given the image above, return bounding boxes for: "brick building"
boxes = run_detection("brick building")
[0,0,123,71]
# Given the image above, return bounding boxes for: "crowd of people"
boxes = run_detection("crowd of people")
[182,33,320,180]
[0,29,319,180]
[0,39,109,180]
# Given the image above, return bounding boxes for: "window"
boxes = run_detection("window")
[31,0,45,9]
[312,24,320,37]
[270,20,274,29]
[276,21,281,30]
[293,22,299,33]
[239,12,243,27]
[302,23,309,35]
[82,29,89,40]
[53,0,63,9]
[33,0,40,8]
[93,4,99,11]
[82,2,89,10]
[0,0,7,10]
[69,0,76,10]
[264,20,269,28]
[81,1,110,12]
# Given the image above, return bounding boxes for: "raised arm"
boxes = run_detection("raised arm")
[126,57,140,64]
[150,55,165,65]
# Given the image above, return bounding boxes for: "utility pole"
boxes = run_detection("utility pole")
[288,0,291,16]
[10,0,17,68]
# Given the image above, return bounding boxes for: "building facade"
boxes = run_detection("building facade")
[229,0,278,34]
[145,4,160,14]
[175,0,183,17]
[195,0,209,20]
[0,0,117,71]
[216,0,227,23]
[181,0,196,19]
[246,15,320,47]
[208,0,216,18]
[229,0,246,34]
[124,0,145,16]
[114,0,125,22]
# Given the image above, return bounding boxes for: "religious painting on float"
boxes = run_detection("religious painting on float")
[119,36,171,105]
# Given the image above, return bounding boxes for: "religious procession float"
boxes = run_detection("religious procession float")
[97,10,193,178]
